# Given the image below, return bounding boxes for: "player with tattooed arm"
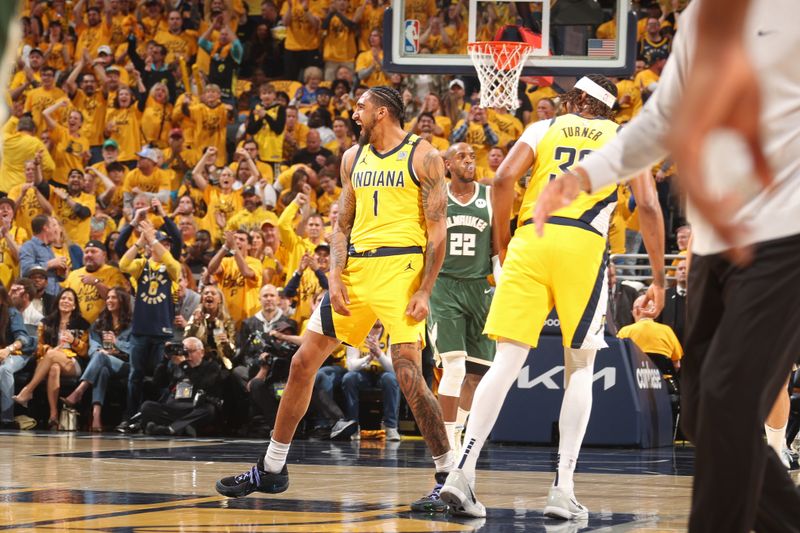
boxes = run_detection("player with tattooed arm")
[216,86,454,512]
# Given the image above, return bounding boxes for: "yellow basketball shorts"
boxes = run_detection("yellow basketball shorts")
[308,249,427,347]
[484,221,609,350]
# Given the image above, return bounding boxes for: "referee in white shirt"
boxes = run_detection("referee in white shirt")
[533,1,800,531]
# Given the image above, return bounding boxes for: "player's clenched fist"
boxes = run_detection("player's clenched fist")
[328,275,351,316]
[405,290,429,322]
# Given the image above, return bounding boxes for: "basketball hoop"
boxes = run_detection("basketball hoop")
[468,41,536,111]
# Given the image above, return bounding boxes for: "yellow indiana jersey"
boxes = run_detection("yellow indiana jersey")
[348,134,427,252]
[518,114,620,236]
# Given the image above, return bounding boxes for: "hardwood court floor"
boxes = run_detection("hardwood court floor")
[0,430,791,532]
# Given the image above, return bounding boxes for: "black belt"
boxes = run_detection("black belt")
[348,245,423,258]
[521,216,601,236]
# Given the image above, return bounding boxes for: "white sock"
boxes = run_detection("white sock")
[456,407,470,428]
[555,348,596,493]
[458,341,529,484]
[444,422,456,452]
[264,438,290,474]
[765,424,787,456]
[433,449,455,473]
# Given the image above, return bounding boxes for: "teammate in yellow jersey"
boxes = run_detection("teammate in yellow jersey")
[441,76,666,520]
[216,87,453,512]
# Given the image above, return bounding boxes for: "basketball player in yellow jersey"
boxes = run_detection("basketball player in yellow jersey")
[441,76,667,520]
[217,87,454,512]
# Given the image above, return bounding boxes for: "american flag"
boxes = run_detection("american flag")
[587,39,617,58]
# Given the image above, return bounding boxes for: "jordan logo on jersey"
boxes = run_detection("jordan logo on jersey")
[404,262,414,272]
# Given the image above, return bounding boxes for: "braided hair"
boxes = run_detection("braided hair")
[561,74,618,120]
[367,86,405,127]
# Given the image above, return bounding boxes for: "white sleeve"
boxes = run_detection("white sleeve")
[580,3,697,191]
[517,119,552,156]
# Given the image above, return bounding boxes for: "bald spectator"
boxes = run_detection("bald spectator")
[62,240,128,323]
[290,130,333,173]
[618,295,683,376]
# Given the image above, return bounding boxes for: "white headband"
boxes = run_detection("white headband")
[574,76,616,109]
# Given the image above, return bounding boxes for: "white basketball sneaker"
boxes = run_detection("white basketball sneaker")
[439,469,486,518]
[543,486,589,520]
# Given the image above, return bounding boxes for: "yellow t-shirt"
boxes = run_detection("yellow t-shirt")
[50,187,96,247]
[634,69,660,93]
[105,106,144,162]
[452,119,494,169]
[293,268,323,325]
[155,29,198,64]
[405,0,437,28]
[141,100,173,148]
[357,4,387,51]
[617,319,683,361]
[62,264,128,323]
[348,133,427,252]
[225,206,274,233]
[0,132,55,194]
[252,104,285,163]
[596,18,617,39]
[323,13,357,63]
[282,0,328,51]
[49,124,90,186]
[0,226,28,288]
[203,187,244,243]
[488,110,523,152]
[614,79,643,124]
[122,168,172,196]
[188,103,228,166]
[75,20,112,61]
[276,201,318,278]
[354,50,388,87]
[213,255,263,324]
[24,86,67,133]
[7,184,42,236]
[72,89,108,147]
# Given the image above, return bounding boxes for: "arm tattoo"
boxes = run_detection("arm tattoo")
[421,149,447,222]
[331,155,357,272]
[391,343,449,456]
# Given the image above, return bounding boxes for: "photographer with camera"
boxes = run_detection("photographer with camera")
[234,284,299,434]
[141,337,224,437]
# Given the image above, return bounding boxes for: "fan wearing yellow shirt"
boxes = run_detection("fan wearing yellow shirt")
[450,107,499,170]
[8,159,53,237]
[405,0,437,28]
[192,148,244,245]
[282,245,330,326]
[42,100,91,186]
[41,23,73,74]
[276,193,326,279]
[0,199,29,289]
[72,1,113,61]
[104,86,145,165]
[355,30,388,88]
[141,83,173,149]
[488,107,524,153]
[634,50,667,101]
[8,48,43,103]
[121,148,172,214]
[231,141,275,186]
[280,0,327,82]
[24,67,67,134]
[322,0,358,80]
[414,112,449,153]
[353,0,387,51]
[182,85,231,167]
[246,84,286,164]
[0,117,56,195]
[46,170,96,248]
[282,106,310,161]
[617,294,683,373]
[316,172,341,218]
[420,16,452,54]
[155,9,198,64]
[613,77,643,125]
[324,117,355,157]
[62,240,128,323]
[225,188,272,233]
[64,58,108,153]
[161,129,202,195]
[206,230,263,326]
[475,146,505,184]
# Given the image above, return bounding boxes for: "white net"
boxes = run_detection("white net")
[468,41,536,111]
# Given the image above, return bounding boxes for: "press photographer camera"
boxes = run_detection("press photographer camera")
[139,337,225,436]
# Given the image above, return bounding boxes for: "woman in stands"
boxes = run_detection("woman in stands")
[61,287,132,432]
[13,288,90,430]
[185,285,236,370]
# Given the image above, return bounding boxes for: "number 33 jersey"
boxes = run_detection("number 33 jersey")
[348,133,428,253]
[441,183,493,279]
[517,113,621,236]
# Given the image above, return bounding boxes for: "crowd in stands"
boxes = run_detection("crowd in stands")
[0,0,701,437]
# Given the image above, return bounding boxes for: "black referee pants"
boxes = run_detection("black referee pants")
[681,233,800,533]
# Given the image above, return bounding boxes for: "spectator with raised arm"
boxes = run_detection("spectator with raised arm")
[205,230,262,325]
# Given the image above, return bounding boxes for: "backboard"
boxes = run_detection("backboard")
[383,0,637,78]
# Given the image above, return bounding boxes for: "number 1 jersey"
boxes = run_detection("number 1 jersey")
[517,114,620,237]
[348,133,427,253]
